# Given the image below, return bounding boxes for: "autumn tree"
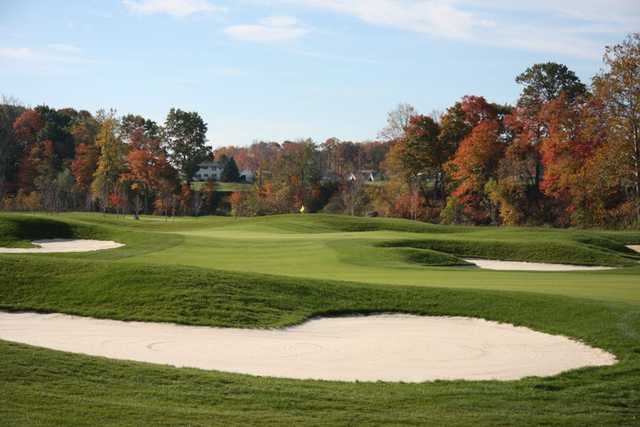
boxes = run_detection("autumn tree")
[247,141,281,186]
[513,62,587,167]
[516,62,587,115]
[54,168,76,212]
[21,140,59,211]
[380,113,453,220]
[120,114,161,142]
[459,96,498,126]
[322,138,362,177]
[214,146,251,171]
[484,64,587,224]
[34,105,75,161]
[13,109,44,146]
[360,141,390,171]
[438,102,472,153]
[272,140,321,209]
[69,110,97,142]
[590,33,640,224]
[444,120,503,224]
[0,98,26,196]
[534,95,603,225]
[92,116,127,212]
[71,142,99,208]
[378,103,418,141]
[164,108,210,183]
[121,128,171,218]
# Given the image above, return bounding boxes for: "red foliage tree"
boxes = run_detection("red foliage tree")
[446,120,503,224]
[121,129,172,217]
[71,143,99,192]
[13,109,44,145]
[538,96,605,224]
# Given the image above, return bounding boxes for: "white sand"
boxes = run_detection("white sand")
[0,312,616,382]
[464,258,614,272]
[0,239,124,253]
[628,245,640,254]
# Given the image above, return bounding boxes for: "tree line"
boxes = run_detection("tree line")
[0,33,638,227]
[0,106,216,217]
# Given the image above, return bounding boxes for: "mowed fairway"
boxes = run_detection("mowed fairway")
[141,218,640,304]
[1,212,640,425]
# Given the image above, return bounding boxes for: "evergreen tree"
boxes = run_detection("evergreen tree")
[221,156,241,182]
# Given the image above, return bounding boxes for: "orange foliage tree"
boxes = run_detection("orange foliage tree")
[445,120,503,224]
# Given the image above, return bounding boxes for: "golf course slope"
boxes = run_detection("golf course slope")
[1,213,640,425]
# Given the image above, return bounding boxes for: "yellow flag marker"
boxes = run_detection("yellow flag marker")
[299,205,305,213]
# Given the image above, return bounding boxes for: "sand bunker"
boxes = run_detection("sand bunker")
[464,258,613,272]
[0,239,124,253]
[628,245,640,254]
[0,312,615,382]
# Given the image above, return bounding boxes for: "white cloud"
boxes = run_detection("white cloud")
[294,0,477,40]
[0,46,93,65]
[460,0,639,29]
[225,16,309,43]
[122,0,223,17]
[48,44,82,54]
[287,0,639,58]
[0,47,34,60]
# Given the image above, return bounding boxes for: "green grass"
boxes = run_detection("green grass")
[1,212,640,425]
[378,237,638,267]
[191,181,253,192]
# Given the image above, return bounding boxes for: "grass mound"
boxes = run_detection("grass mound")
[379,238,637,267]
[572,235,640,259]
[309,214,466,233]
[391,247,471,267]
[238,214,468,234]
[0,255,474,327]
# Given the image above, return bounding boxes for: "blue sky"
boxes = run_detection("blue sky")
[1,0,638,147]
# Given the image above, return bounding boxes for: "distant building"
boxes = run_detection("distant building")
[347,170,379,182]
[240,169,254,182]
[323,170,381,184]
[193,161,255,183]
[359,169,377,182]
[193,161,223,181]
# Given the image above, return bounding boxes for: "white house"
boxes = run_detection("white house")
[193,161,223,181]
[193,161,255,182]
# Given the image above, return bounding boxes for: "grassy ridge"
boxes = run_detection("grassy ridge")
[0,253,635,348]
[2,254,614,330]
[379,238,639,267]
